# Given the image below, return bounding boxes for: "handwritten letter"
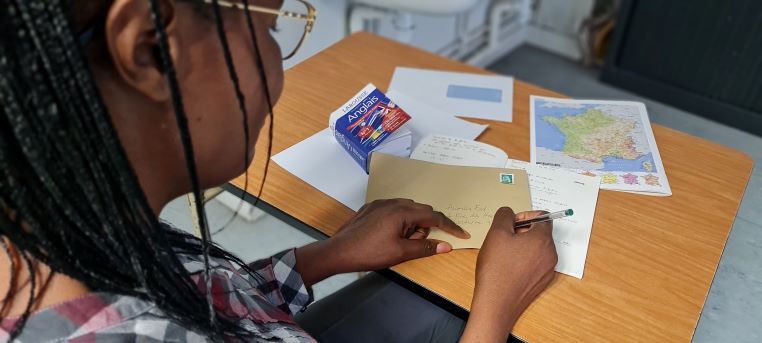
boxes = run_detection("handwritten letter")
[410,134,508,168]
[507,159,601,279]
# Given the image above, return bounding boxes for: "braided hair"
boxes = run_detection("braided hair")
[0,0,277,339]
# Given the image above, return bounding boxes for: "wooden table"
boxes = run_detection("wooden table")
[229,32,754,342]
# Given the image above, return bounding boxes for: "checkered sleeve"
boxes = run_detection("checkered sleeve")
[248,249,314,315]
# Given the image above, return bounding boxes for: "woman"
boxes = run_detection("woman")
[0,0,557,341]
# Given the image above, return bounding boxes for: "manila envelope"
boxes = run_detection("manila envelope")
[366,153,532,249]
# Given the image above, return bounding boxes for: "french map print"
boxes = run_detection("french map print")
[530,96,671,196]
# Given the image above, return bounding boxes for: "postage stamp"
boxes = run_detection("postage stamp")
[499,173,514,184]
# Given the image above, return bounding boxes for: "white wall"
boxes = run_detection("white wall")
[277,0,496,68]
[276,0,530,68]
[282,0,349,70]
[274,0,594,68]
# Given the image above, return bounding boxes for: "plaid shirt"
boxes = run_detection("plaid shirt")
[1,249,316,342]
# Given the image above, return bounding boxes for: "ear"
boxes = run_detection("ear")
[104,0,180,102]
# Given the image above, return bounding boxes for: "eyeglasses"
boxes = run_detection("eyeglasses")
[204,0,316,60]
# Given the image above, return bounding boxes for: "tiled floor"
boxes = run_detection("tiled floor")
[489,45,762,343]
[160,44,761,342]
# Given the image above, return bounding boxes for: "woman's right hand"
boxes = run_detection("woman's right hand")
[461,207,558,343]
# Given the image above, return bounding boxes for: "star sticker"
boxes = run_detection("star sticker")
[622,173,639,185]
[601,173,618,184]
[642,161,654,173]
[642,174,661,186]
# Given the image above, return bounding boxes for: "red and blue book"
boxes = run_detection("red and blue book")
[329,84,412,173]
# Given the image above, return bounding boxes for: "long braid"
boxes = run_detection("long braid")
[213,0,276,235]
[190,0,271,284]
[147,0,271,334]
[0,0,268,340]
[208,0,252,233]
[13,1,133,288]
[146,0,218,331]
[241,0,276,206]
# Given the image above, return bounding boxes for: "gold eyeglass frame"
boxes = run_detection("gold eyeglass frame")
[203,0,317,60]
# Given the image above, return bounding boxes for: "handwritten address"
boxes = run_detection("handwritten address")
[442,203,495,226]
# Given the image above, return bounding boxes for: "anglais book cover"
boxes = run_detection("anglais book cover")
[329,84,412,173]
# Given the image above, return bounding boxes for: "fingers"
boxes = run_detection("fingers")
[491,207,517,233]
[515,210,553,237]
[359,199,471,239]
[408,227,430,240]
[363,199,471,239]
[515,210,549,221]
[526,220,553,237]
[405,208,470,239]
[515,226,532,234]
[401,239,452,260]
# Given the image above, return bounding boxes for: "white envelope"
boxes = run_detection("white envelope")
[389,67,514,122]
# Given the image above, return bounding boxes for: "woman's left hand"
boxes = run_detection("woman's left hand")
[295,199,470,286]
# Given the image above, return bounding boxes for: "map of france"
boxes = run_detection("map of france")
[534,99,656,173]
[531,96,672,196]
[543,108,642,164]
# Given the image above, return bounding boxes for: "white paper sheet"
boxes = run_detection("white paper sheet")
[530,96,671,196]
[271,129,369,211]
[410,134,508,168]
[389,67,514,122]
[506,159,600,279]
[386,90,488,147]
